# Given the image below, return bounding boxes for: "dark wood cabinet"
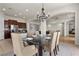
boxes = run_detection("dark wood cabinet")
[4,20,18,28]
[18,22,26,28]
[4,20,10,39]
[4,19,26,39]
[8,20,17,25]
[4,20,18,39]
[4,20,9,28]
[4,20,8,24]
[4,30,11,39]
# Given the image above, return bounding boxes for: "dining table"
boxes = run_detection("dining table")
[23,34,52,56]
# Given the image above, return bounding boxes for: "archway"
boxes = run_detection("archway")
[48,11,76,44]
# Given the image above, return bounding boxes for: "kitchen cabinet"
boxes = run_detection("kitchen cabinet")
[4,20,26,39]
[18,22,26,28]
[4,20,18,39]
[8,19,17,25]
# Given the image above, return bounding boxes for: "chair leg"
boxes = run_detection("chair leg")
[35,53,38,56]
[49,49,57,56]
[14,54,16,56]
[55,48,57,55]
[49,52,51,56]
[57,45,59,51]
[53,49,56,56]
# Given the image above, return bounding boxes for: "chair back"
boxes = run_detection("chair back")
[11,33,24,55]
[56,31,61,45]
[51,32,58,52]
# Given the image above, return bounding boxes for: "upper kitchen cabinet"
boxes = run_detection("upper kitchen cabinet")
[18,22,26,28]
[8,19,17,25]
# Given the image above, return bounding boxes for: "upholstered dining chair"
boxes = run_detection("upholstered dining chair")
[43,32,58,56]
[11,33,38,56]
[50,32,58,56]
[56,31,61,51]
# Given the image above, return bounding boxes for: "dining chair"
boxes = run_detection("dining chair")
[43,32,58,56]
[50,31,58,56]
[11,33,38,56]
[56,31,61,51]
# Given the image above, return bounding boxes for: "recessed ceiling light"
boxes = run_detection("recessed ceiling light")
[2,8,6,11]
[25,9,29,12]
[14,14,17,17]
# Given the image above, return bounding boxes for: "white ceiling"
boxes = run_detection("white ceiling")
[0,3,74,20]
[48,12,75,24]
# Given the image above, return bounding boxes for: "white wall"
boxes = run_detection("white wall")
[64,21,69,36]
[0,12,4,40]
[75,9,79,45]
[26,20,40,33]
[47,24,62,32]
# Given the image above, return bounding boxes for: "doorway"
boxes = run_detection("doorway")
[51,12,75,44]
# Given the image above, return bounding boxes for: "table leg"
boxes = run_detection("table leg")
[38,45,43,56]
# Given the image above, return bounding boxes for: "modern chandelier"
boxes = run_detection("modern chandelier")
[37,4,49,22]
